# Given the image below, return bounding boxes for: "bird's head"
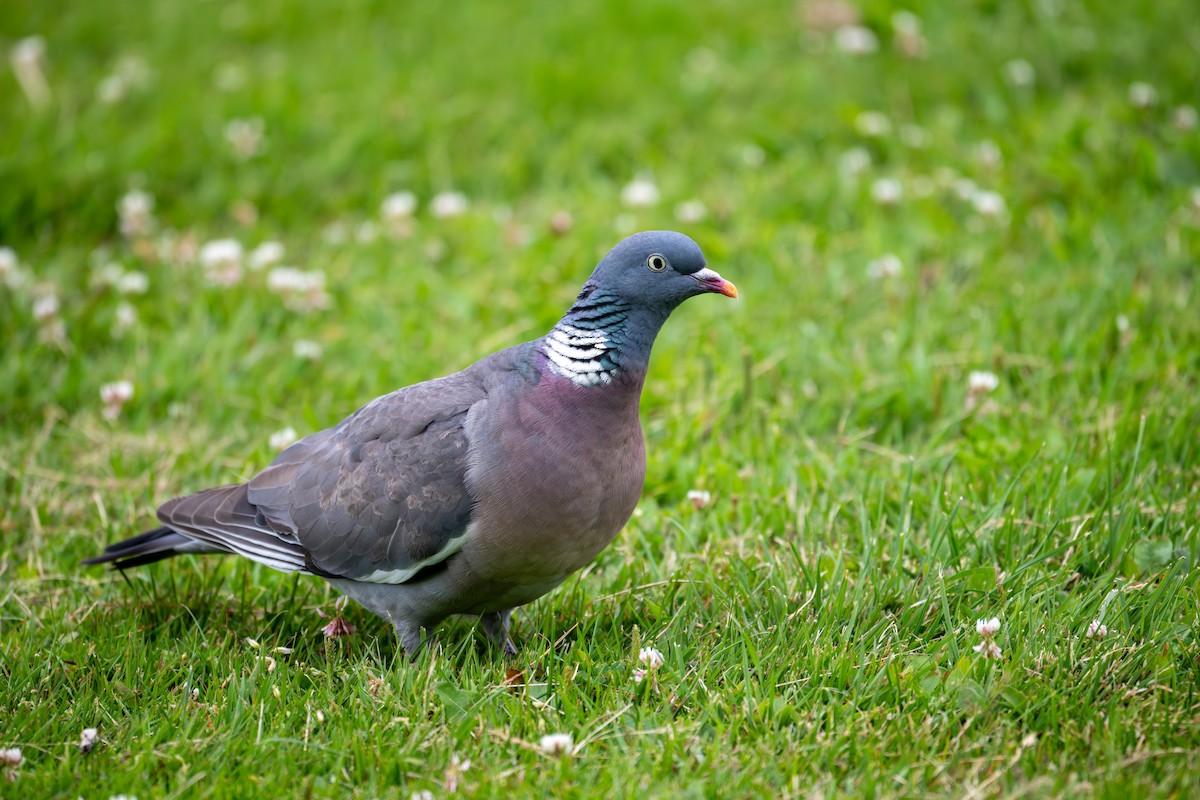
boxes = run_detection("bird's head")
[581,231,737,313]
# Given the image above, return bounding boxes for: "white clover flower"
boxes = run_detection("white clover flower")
[223,117,265,159]
[269,427,298,451]
[632,668,647,683]
[687,489,712,509]
[539,733,574,756]
[1173,105,1198,131]
[93,261,124,288]
[100,380,133,405]
[838,147,872,179]
[266,266,305,292]
[968,371,1000,395]
[11,36,45,69]
[867,254,903,280]
[381,191,418,222]
[114,55,150,85]
[621,178,660,207]
[230,201,257,229]
[548,209,573,236]
[1086,620,1108,639]
[855,110,891,138]
[870,178,903,205]
[443,754,471,793]
[249,241,285,271]
[199,239,244,287]
[674,199,707,224]
[113,302,138,336]
[0,246,22,287]
[356,221,379,243]
[97,74,126,104]
[10,36,50,109]
[34,293,65,345]
[799,0,859,32]
[639,646,665,669]
[890,10,926,56]
[116,270,149,295]
[430,191,468,218]
[975,617,1001,637]
[101,380,134,420]
[965,371,999,413]
[973,640,1002,659]
[832,25,879,55]
[891,10,921,36]
[971,190,1007,218]
[740,143,766,168]
[292,339,323,360]
[213,61,246,91]
[1128,82,1158,108]
[97,57,149,104]
[156,230,197,265]
[949,177,977,202]
[973,616,1002,659]
[80,727,99,753]
[322,221,349,245]
[1003,59,1036,88]
[267,267,329,312]
[33,292,60,322]
[118,189,155,238]
[975,140,1003,168]
[0,747,21,767]
[411,791,435,800]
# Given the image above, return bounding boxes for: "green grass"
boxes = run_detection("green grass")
[3,0,1199,796]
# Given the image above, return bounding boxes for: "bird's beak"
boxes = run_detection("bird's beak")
[691,267,739,299]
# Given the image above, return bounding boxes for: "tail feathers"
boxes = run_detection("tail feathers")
[82,526,226,570]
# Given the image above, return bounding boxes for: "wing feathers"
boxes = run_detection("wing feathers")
[150,345,523,584]
[158,485,308,573]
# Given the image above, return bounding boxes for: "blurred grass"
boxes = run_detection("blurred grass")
[2,0,1199,797]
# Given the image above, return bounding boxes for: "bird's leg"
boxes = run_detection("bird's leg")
[394,619,424,658]
[479,609,518,657]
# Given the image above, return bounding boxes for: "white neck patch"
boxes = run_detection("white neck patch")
[542,322,619,387]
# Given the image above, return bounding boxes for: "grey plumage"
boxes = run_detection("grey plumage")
[85,230,738,656]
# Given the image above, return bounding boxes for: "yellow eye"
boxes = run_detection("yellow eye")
[647,254,668,272]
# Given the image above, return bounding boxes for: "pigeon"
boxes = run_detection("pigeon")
[84,230,738,656]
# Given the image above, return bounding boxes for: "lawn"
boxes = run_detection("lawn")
[2,0,1199,797]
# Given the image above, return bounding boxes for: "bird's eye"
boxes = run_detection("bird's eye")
[647,254,668,272]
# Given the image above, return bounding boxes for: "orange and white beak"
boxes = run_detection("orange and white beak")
[691,267,739,298]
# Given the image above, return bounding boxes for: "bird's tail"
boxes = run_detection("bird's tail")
[82,526,216,570]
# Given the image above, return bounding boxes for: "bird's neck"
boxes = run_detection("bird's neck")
[539,291,667,388]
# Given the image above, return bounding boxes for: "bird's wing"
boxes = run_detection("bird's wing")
[157,483,307,572]
[159,345,527,583]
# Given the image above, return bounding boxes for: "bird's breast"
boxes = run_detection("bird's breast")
[463,373,647,588]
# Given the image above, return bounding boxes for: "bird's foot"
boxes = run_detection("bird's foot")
[394,621,425,658]
[480,609,519,658]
